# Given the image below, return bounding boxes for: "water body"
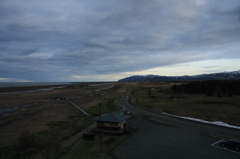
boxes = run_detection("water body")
[0,82,72,88]
[0,102,38,117]
[0,86,68,95]
[88,83,113,86]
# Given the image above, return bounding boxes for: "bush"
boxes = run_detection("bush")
[18,131,35,150]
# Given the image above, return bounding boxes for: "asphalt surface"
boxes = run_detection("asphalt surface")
[112,92,240,159]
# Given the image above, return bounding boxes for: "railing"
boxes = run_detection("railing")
[65,98,91,116]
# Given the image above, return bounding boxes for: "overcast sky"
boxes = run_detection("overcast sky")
[1,0,240,82]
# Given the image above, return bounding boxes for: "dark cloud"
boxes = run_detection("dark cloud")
[21,49,39,55]
[0,0,240,81]
[223,5,240,21]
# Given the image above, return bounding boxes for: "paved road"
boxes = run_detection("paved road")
[112,92,240,159]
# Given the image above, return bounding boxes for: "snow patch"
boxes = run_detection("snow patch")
[101,92,107,96]
[162,112,240,130]
[229,70,240,74]
[85,91,91,94]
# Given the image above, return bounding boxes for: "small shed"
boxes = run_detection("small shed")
[92,113,131,134]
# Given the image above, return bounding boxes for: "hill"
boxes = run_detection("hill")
[118,70,240,82]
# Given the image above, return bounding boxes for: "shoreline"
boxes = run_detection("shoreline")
[0,84,72,93]
[0,82,72,88]
[0,82,117,94]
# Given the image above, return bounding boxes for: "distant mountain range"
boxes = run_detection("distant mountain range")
[118,70,240,82]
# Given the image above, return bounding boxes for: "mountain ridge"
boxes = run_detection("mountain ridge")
[118,70,240,82]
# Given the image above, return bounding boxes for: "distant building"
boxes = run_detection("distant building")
[92,113,131,135]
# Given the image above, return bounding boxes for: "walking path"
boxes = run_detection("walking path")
[65,98,91,116]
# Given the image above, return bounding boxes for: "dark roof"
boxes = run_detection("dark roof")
[92,113,131,122]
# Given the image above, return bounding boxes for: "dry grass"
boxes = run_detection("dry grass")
[131,82,240,126]
[0,83,127,148]
[59,135,129,159]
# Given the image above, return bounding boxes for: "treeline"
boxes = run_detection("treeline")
[171,80,240,97]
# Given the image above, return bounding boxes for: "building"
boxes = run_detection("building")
[92,113,131,135]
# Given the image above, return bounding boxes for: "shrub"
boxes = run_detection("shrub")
[18,131,35,150]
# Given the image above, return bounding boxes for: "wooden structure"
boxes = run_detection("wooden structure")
[92,113,131,134]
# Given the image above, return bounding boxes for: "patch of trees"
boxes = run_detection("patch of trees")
[171,80,240,97]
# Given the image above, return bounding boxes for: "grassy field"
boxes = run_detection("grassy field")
[59,135,130,159]
[131,82,240,126]
[87,98,122,116]
[0,83,127,159]
[0,113,92,159]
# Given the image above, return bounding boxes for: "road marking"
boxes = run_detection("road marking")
[211,139,240,154]
[211,139,224,146]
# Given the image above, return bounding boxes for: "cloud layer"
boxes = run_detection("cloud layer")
[1,0,240,81]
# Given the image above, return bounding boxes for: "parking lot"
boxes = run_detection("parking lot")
[211,139,240,155]
[112,116,240,159]
[116,95,240,158]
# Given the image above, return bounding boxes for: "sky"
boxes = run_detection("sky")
[1,0,240,82]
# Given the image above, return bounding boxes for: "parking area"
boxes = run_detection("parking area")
[211,139,240,155]
[112,116,240,159]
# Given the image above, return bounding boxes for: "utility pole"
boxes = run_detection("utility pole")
[99,103,103,153]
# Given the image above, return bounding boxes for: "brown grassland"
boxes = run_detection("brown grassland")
[0,83,126,154]
[1,81,239,159]
[130,81,240,126]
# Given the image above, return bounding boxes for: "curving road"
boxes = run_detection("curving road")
[112,91,240,159]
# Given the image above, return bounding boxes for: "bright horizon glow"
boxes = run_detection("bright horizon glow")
[1,59,239,82]
[119,59,240,77]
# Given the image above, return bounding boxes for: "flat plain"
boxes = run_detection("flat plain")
[1,81,240,159]
[130,81,240,126]
[0,83,126,148]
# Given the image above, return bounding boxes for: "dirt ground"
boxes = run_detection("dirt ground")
[0,83,127,148]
